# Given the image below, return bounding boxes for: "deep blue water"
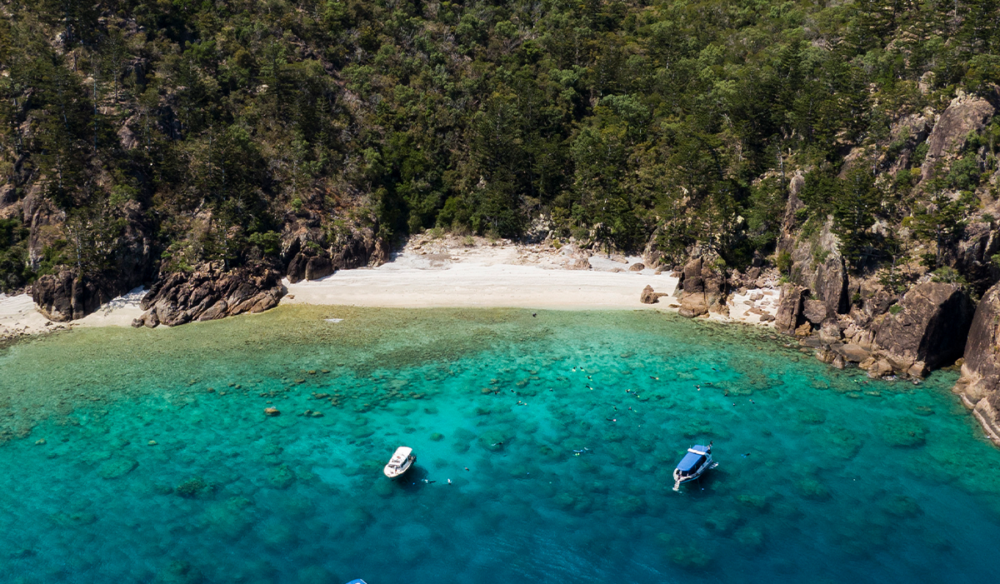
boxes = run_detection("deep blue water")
[1,306,999,583]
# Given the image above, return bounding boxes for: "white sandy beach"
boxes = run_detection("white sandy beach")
[282,235,673,310]
[280,235,779,325]
[1,236,778,338]
[0,287,147,341]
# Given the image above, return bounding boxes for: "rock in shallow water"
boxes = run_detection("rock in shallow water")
[97,458,138,479]
[269,464,296,489]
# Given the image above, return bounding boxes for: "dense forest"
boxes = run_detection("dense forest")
[1,0,999,301]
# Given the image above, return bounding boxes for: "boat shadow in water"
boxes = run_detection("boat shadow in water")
[389,466,434,491]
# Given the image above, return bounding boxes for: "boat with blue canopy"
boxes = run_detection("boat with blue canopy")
[672,442,717,491]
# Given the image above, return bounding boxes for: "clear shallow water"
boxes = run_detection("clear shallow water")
[1,306,999,583]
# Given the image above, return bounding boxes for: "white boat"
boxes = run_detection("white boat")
[384,446,416,478]
[672,443,718,491]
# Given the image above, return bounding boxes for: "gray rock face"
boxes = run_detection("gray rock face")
[953,221,1000,294]
[775,284,808,334]
[782,217,849,316]
[921,94,995,182]
[874,282,974,375]
[954,281,1000,445]
[132,263,286,328]
[803,299,829,325]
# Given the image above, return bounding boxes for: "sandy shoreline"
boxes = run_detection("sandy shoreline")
[0,287,148,342]
[1,236,778,338]
[281,263,676,310]
[280,235,779,325]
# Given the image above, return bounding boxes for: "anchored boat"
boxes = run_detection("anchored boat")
[672,443,717,491]
[384,446,416,478]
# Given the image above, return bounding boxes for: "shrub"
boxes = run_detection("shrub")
[776,251,793,275]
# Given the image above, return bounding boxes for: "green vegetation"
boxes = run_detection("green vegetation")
[0,217,33,290]
[1,0,999,291]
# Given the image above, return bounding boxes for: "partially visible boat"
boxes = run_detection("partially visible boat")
[672,443,717,491]
[346,580,368,584]
[384,446,416,478]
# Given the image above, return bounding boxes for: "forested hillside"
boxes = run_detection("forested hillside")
[1,0,999,321]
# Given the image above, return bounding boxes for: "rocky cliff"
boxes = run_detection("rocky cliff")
[873,282,975,376]
[954,282,1000,445]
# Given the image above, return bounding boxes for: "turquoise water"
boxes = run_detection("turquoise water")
[2,306,999,583]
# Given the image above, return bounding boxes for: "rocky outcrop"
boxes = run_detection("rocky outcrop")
[675,257,727,318]
[286,253,334,284]
[921,93,995,182]
[32,272,120,321]
[781,216,849,316]
[775,284,808,334]
[873,282,974,376]
[284,222,386,283]
[132,263,285,328]
[954,281,1000,445]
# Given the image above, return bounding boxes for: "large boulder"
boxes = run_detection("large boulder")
[874,282,974,376]
[133,262,286,328]
[802,299,828,325]
[676,257,727,318]
[640,285,666,305]
[954,281,1000,445]
[775,284,809,334]
[677,258,707,317]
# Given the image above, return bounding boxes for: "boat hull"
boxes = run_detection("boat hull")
[672,460,710,484]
